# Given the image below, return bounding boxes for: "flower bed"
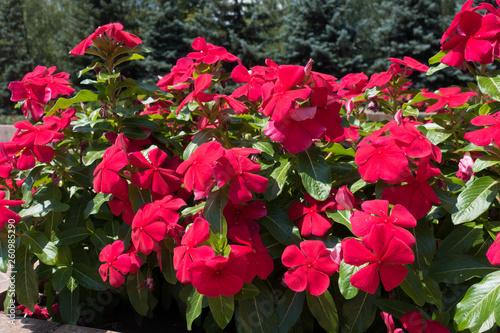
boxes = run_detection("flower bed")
[1,2,500,332]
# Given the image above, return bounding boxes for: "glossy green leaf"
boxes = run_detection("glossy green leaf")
[161,238,177,284]
[260,206,301,246]
[306,290,338,333]
[237,290,279,333]
[54,227,90,246]
[16,245,38,312]
[276,289,305,333]
[20,200,70,218]
[298,146,332,201]
[472,155,500,173]
[59,285,80,325]
[21,230,58,266]
[477,74,500,102]
[455,271,500,331]
[234,283,260,301]
[84,193,112,218]
[410,220,435,276]
[436,223,483,259]
[53,267,73,292]
[341,290,378,333]
[265,158,292,201]
[48,89,98,116]
[204,190,228,246]
[127,270,149,316]
[326,210,352,232]
[422,276,443,311]
[0,228,9,273]
[399,265,425,306]
[430,254,499,283]
[338,261,360,299]
[375,299,419,319]
[81,149,105,166]
[72,263,107,290]
[253,141,275,157]
[180,285,205,330]
[208,295,234,329]
[429,50,446,64]
[452,176,499,224]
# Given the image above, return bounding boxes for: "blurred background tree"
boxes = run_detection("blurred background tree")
[0,0,492,117]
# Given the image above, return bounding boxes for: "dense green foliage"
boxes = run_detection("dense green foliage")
[0,0,484,115]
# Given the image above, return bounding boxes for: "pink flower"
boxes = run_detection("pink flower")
[351,199,416,247]
[288,193,335,237]
[70,23,142,56]
[98,240,132,288]
[381,312,404,333]
[342,225,414,294]
[189,252,247,297]
[282,240,339,296]
[456,152,475,181]
[335,185,356,211]
[487,233,500,266]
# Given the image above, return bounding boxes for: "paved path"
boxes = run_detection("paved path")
[0,125,16,142]
[0,315,117,333]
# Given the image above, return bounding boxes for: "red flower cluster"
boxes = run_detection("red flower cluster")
[8,66,74,121]
[99,240,141,288]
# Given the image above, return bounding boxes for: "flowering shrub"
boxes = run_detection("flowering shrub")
[1,5,500,332]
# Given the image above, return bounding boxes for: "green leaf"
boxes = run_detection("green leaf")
[54,227,90,246]
[422,276,443,311]
[21,165,45,206]
[341,290,378,333]
[181,201,206,218]
[208,295,234,329]
[297,146,332,201]
[265,158,293,201]
[20,230,58,265]
[204,190,228,246]
[433,188,457,214]
[161,238,177,284]
[399,265,426,306]
[81,149,105,166]
[0,228,10,273]
[127,270,149,316]
[128,184,151,213]
[429,50,446,65]
[410,220,436,276]
[20,200,70,218]
[53,267,73,292]
[72,263,107,290]
[473,155,500,173]
[253,141,275,157]
[237,289,279,333]
[15,245,38,312]
[326,210,352,232]
[59,285,80,325]
[338,261,360,299]
[84,193,112,218]
[48,89,99,116]
[180,285,205,331]
[183,129,215,160]
[234,283,260,301]
[44,211,63,240]
[276,289,305,333]
[436,223,483,259]
[455,271,500,331]
[402,92,426,110]
[375,299,419,319]
[477,74,500,102]
[306,290,338,332]
[426,63,448,76]
[452,176,499,225]
[260,206,301,246]
[430,254,499,283]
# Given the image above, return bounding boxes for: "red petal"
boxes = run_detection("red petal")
[350,263,380,294]
[306,268,330,296]
[282,244,307,267]
[284,266,308,292]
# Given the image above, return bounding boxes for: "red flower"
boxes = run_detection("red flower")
[282,240,339,296]
[390,122,442,162]
[176,141,224,199]
[189,252,247,297]
[173,217,215,283]
[487,233,500,266]
[108,180,134,225]
[93,145,128,194]
[70,23,142,56]
[381,312,404,333]
[223,200,266,234]
[188,37,240,65]
[421,87,476,113]
[351,199,416,247]
[131,203,167,255]
[401,310,450,333]
[388,56,429,72]
[231,64,266,102]
[261,65,311,122]
[337,72,368,99]
[288,193,335,237]
[176,74,214,113]
[382,158,441,220]
[355,136,409,184]
[152,195,186,245]
[98,240,132,288]
[342,225,414,294]
[213,148,268,203]
[130,148,181,196]
[229,225,274,282]
[464,111,500,146]
[0,191,24,228]
[157,57,195,92]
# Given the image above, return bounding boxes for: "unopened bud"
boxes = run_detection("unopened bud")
[330,243,343,266]
[367,100,379,112]
[335,185,355,211]
[345,100,355,115]
[395,109,403,125]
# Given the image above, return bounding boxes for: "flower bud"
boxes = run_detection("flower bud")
[330,243,342,266]
[395,109,403,125]
[367,100,379,112]
[345,100,355,115]
[457,152,474,181]
[335,185,355,211]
